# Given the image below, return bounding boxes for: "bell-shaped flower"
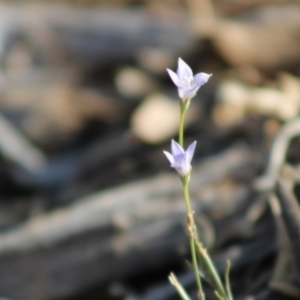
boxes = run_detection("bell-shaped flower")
[163,140,197,176]
[167,58,211,102]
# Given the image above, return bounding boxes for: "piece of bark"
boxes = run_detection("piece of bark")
[0,74,126,146]
[0,144,257,299]
[0,112,47,173]
[269,194,300,298]
[215,74,300,128]
[216,0,296,16]
[0,4,194,68]
[193,4,300,73]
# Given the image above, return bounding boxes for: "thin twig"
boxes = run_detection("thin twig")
[255,118,300,191]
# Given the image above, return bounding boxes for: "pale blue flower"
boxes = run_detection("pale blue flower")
[163,140,197,176]
[167,58,211,102]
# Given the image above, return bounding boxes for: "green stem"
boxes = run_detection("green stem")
[183,180,205,300]
[179,105,184,147]
[225,260,233,300]
[179,100,190,147]
[178,99,205,299]
[169,273,191,300]
[196,242,226,298]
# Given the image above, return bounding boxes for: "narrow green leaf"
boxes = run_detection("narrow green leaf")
[225,260,233,300]
[169,272,191,300]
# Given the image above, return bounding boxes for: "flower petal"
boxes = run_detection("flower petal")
[181,154,191,174]
[171,162,184,174]
[163,151,175,164]
[178,86,199,101]
[186,141,197,164]
[192,72,212,88]
[171,140,185,157]
[167,69,180,86]
[177,58,193,80]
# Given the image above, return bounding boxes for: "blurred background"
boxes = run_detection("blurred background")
[0,0,300,299]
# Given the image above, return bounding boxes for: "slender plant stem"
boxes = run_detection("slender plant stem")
[225,260,233,300]
[179,106,184,147]
[196,241,226,298]
[179,101,204,300]
[183,181,204,300]
[169,273,192,300]
[179,100,189,147]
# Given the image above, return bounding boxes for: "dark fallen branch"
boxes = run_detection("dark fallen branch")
[0,144,258,299]
[254,118,300,192]
[0,4,195,68]
[275,180,300,275]
[269,194,300,298]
